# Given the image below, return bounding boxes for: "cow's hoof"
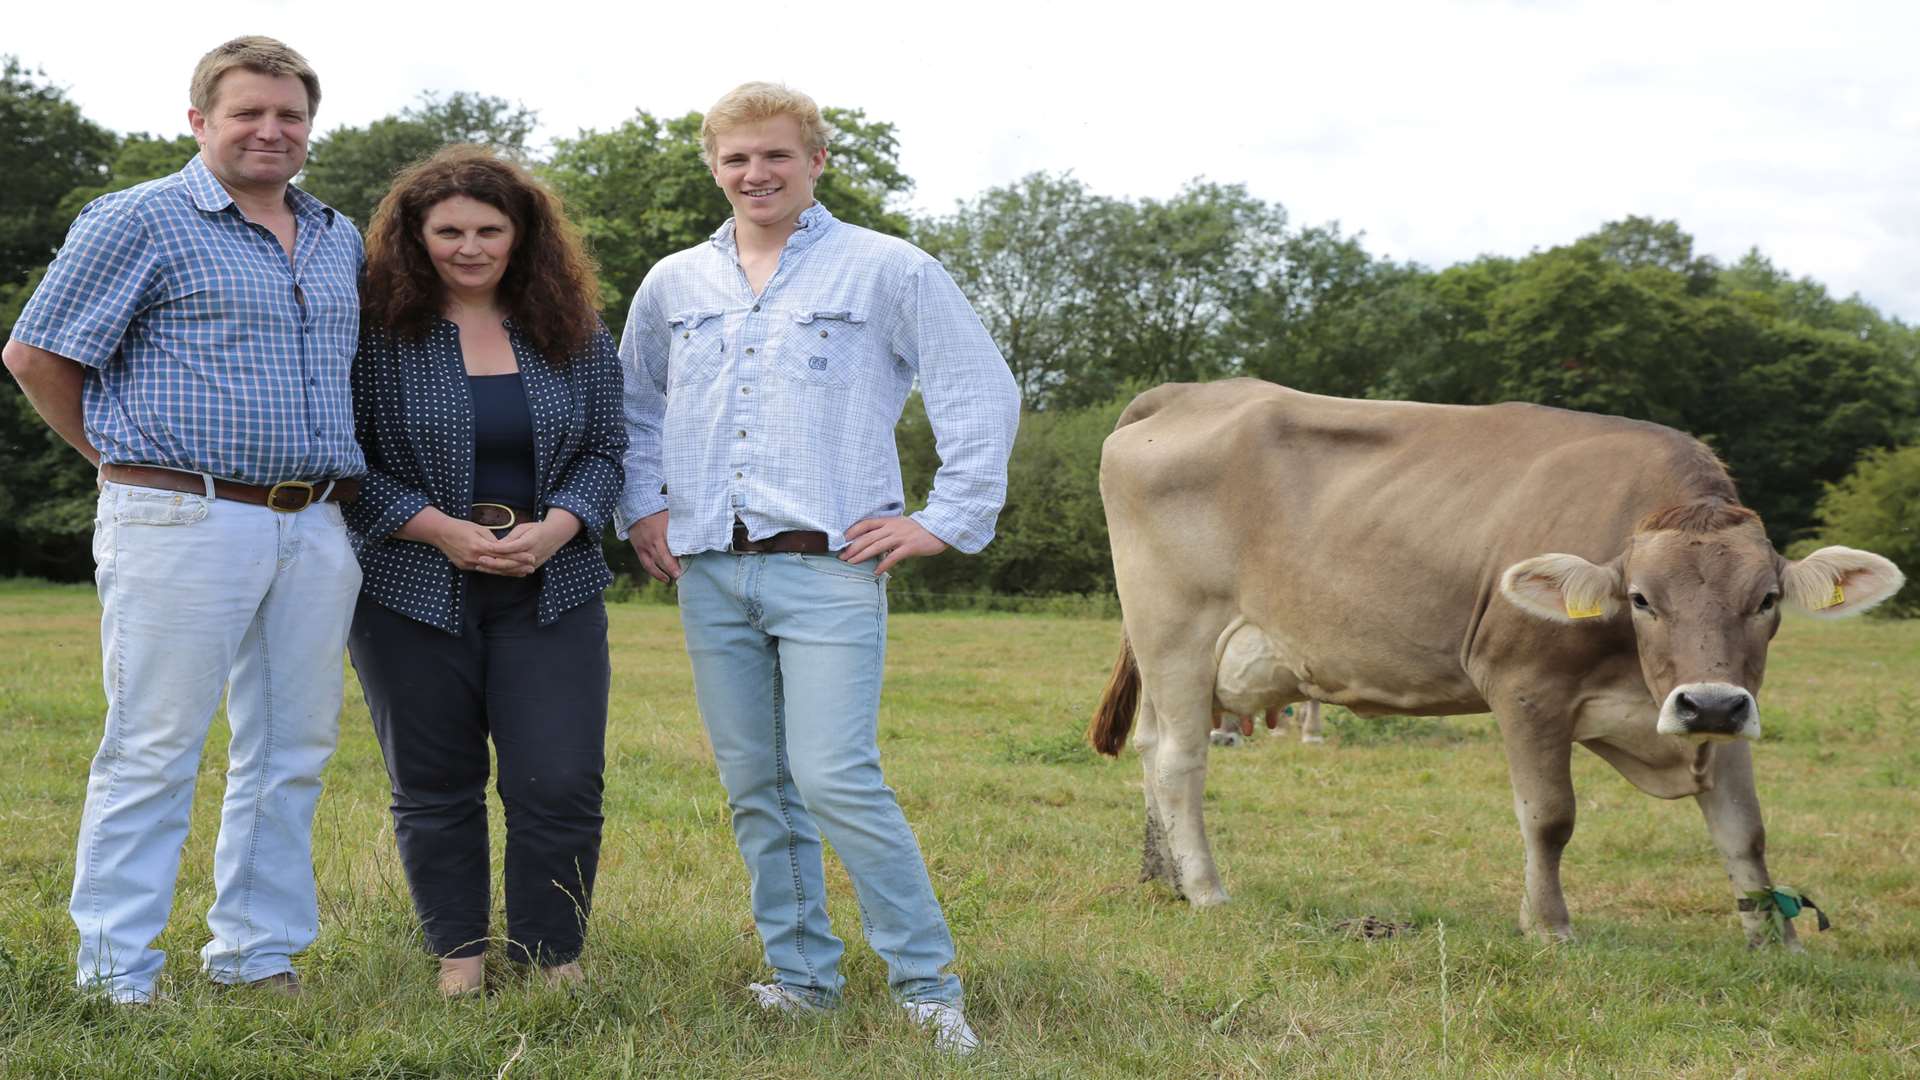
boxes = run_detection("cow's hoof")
[1186,886,1231,908]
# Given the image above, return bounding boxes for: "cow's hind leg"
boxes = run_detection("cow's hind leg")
[1143,670,1230,907]
[1497,707,1578,941]
[1136,695,1180,892]
[1696,742,1800,950]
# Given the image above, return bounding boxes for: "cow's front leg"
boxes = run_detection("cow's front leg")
[1499,718,1578,941]
[1298,700,1324,744]
[1696,741,1800,950]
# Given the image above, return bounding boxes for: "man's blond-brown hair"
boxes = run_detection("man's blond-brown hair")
[701,82,831,165]
[189,36,322,117]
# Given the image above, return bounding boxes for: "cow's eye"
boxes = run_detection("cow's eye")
[1630,592,1652,612]
[1758,593,1777,614]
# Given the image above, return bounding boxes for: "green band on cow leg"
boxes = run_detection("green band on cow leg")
[1738,886,1832,939]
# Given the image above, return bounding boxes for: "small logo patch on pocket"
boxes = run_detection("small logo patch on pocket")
[809,356,828,371]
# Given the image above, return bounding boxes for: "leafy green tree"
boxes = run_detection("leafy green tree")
[1235,224,1435,399]
[1065,181,1284,407]
[55,133,199,218]
[302,92,537,229]
[1807,443,1920,616]
[916,172,1110,408]
[0,58,115,289]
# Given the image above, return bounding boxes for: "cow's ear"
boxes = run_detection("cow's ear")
[1500,553,1623,623]
[1782,546,1905,618]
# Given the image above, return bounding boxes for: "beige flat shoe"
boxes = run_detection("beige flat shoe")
[540,961,584,988]
[438,956,485,998]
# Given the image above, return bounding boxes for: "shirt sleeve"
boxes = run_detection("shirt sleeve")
[343,333,432,542]
[615,277,672,539]
[8,199,162,367]
[891,260,1021,554]
[543,326,628,536]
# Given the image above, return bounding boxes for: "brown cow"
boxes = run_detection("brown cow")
[1089,380,1904,946]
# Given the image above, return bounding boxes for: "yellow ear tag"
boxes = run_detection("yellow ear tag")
[1566,600,1605,619]
[1822,583,1845,609]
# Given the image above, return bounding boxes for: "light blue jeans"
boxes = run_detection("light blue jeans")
[676,551,962,1008]
[73,481,359,1002]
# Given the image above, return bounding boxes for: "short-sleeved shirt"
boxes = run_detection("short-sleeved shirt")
[9,153,365,483]
[617,203,1020,556]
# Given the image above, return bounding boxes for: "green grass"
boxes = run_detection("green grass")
[1,579,1917,1077]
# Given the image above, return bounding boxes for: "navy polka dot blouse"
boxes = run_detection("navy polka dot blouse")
[345,318,627,634]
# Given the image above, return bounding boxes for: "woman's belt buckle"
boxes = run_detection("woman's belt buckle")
[470,503,518,529]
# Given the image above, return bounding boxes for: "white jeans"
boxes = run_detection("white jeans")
[72,481,359,1001]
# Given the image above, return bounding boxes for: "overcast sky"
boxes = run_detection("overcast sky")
[13,0,1918,321]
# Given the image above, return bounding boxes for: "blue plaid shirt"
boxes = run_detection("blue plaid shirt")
[10,154,365,483]
[617,203,1019,555]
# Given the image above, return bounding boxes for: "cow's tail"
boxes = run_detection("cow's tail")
[1088,632,1141,756]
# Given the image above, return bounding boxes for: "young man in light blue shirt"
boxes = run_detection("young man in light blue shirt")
[620,82,1018,1055]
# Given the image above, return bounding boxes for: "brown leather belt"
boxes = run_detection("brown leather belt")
[731,522,829,554]
[100,463,359,512]
[470,503,535,529]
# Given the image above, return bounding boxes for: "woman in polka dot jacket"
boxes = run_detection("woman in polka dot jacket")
[341,145,625,997]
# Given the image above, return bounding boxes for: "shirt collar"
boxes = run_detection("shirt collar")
[183,152,334,226]
[709,201,837,256]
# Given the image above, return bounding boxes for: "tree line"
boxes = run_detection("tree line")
[4,60,1916,611]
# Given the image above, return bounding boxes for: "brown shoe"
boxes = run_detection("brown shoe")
[220,971,303,998]
[439,956,485,998]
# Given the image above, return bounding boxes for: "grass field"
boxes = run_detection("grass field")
[0,578,1916,1078]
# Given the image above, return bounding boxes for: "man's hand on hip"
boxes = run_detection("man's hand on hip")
[842,516,947,576]
[628,510,680,583]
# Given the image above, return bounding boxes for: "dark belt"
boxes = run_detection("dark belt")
[469,503,535,529]
[730,522,829,554]
[100,463,359,512]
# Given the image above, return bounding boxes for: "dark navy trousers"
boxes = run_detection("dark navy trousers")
[348,573,609,964]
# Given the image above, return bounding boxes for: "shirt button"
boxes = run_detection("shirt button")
[740,386,751,395]
[752,304,761,313]
[819,329,829,338]
[745,347,755,355]
[682,331,690,339]
[734,471,743,479]
[737,429,747,438]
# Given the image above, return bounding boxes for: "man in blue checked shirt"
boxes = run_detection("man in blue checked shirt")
[620,83,1019,1055]
[2,37,363,1004]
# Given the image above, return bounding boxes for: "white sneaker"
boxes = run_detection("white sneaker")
[748,981,827,1015]
[903,1000,981,1055]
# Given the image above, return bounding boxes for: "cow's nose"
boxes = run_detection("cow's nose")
[1675,688,1752,736]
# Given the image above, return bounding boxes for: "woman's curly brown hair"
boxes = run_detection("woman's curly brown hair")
[362,144,601,363]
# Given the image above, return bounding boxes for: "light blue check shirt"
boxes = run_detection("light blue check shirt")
[10,153,364,483]
[618,203,1019,556]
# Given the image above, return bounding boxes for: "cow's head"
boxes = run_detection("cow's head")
[1498,500,1904,742]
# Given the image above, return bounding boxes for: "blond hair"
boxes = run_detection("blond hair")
[190,36,321,117]
[701,82,832,164]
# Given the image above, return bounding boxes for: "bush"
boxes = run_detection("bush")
[1809,443,1920,617]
